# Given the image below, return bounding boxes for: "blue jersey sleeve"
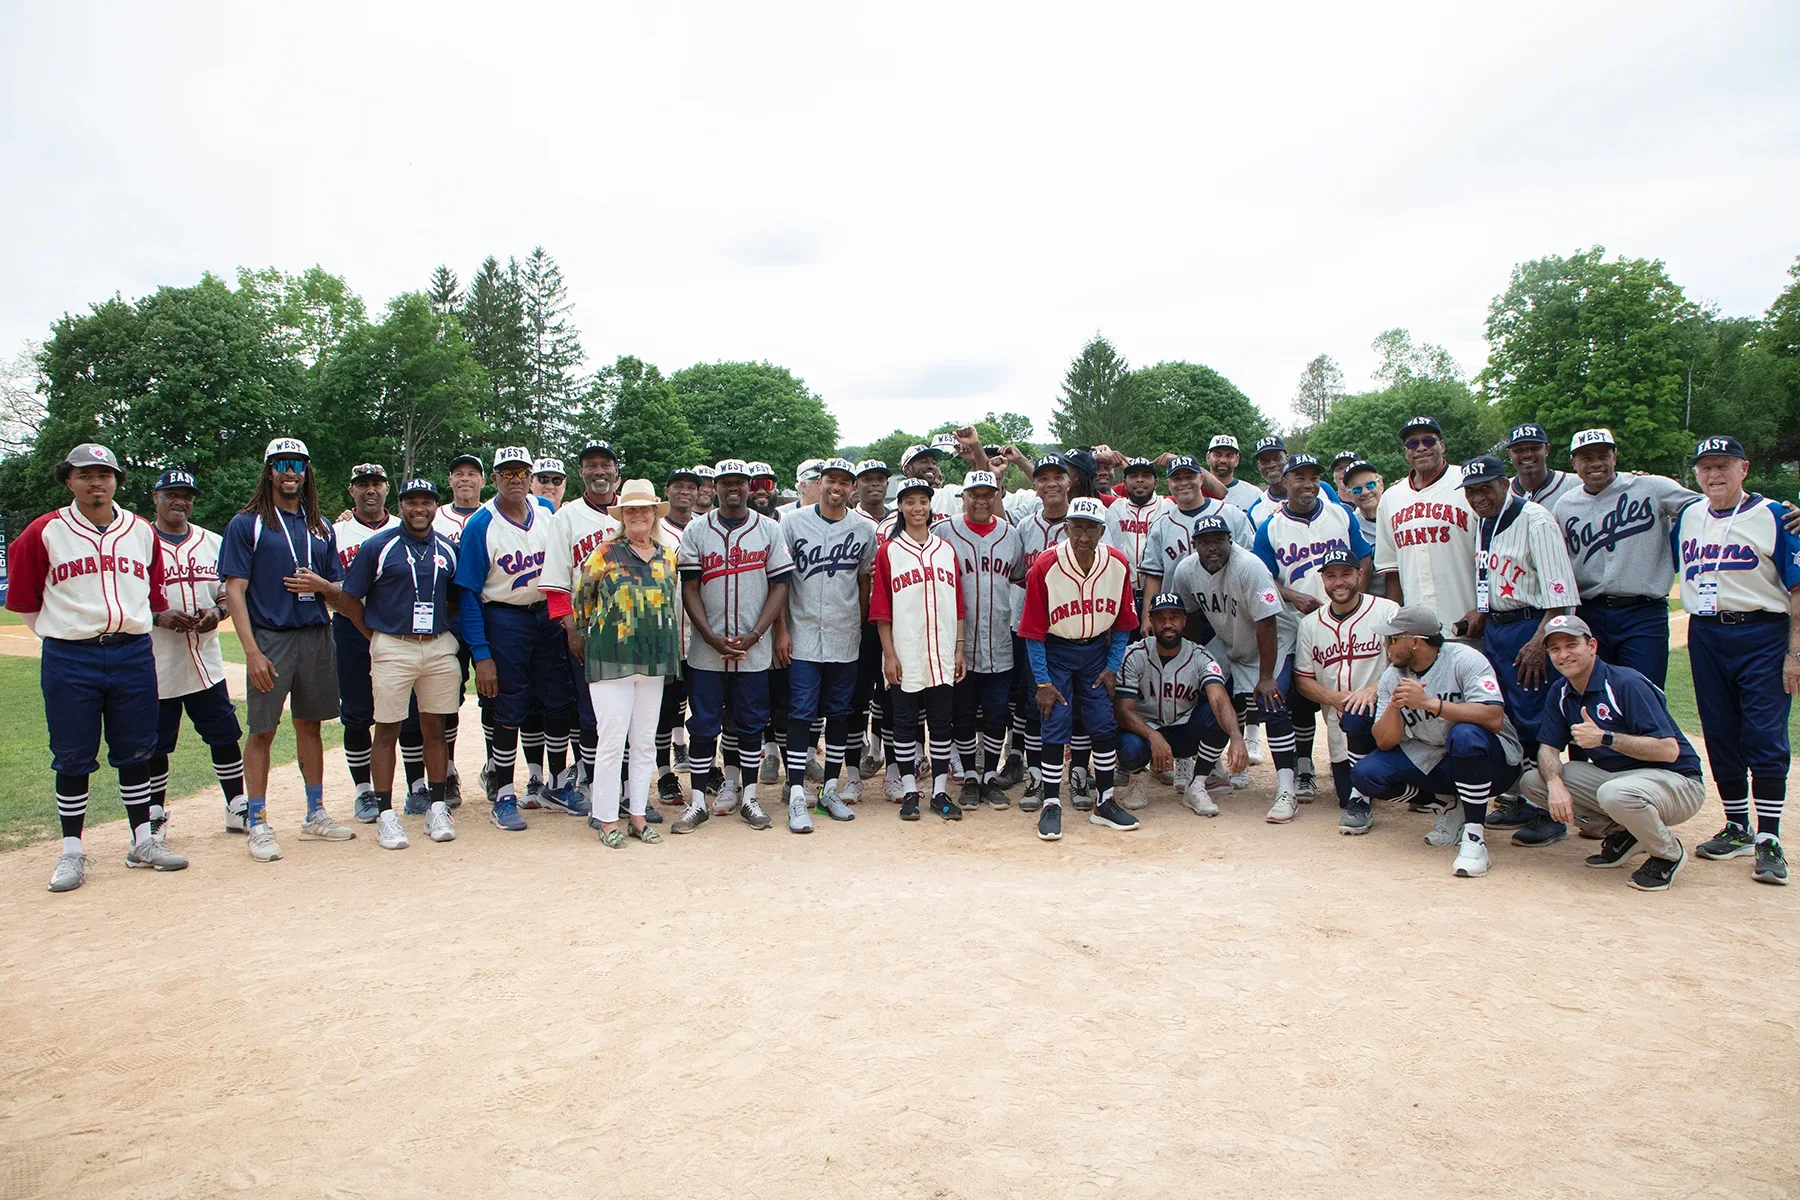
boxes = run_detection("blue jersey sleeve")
[1537,679,1571,751]
[1323,480,1354,514]
[219,513,255,580]
[1347,514,1374,560]
[454,511,494,660]
[1026,638,1049,686]
[1765,501,1800,589]
[1106,629,1130,675]
[1251,518,1279,577]
[1669,498,1698,577]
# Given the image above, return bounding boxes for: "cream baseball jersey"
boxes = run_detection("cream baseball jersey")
[5,503,168,639]
[1105,495,1174,575]
[432,503,484,545]
[933,515,1025,674]
[1475,496,1579,613]
[540,495,621,603]
[1017,541,1138,642]
[1221,477,1264,511]
[1373,463,1478,627]
[1139,501,1252,583]
[333,512,400,574]
[868,530,964,691]
[1672,493,1800,615]
[1252,500,1374,604]
[151,523,230,697]
[677,510,795,673]
[452,501,552,607]
[1169,544,1290,691]
[1118,639,1226,729]
[1295,594,1398,696]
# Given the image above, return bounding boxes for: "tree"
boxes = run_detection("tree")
[1372,328,1462,388]
[1303,379,1505,485]
[590,355,706,485]
[982,411,1035,447]
[427,266,463,320]
[519,246,586,450]
[461,255,529,438]
[1481,247,1694,475]
[0,338,46,457]
[1051,334,1144,448]
[236,265,366,369]
[1292,354,1345,425]
[1130,360,1272,456]
[672,362,838,484]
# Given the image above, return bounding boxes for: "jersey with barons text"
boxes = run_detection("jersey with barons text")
[934,515,1025,673]
[1373,463,1477,628]
[677,510,794,673]
[1119,639,1225,729]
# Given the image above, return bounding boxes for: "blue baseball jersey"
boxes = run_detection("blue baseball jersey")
[1540,660,1702,778]
[454,502,553,660]
[341,525,460,637]
[1252,500,1373,603]
[1671,493,1800,614]
[220,508,342,630]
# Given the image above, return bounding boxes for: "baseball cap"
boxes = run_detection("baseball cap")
[962,470,999,491]
[493,446,533,470]
[264,436,309,461]
[898,444,935,468]
[1692,435,1746,463]
[1063,448,1098,479]
[1208,435,1239,452]
[930,432,959,454]
[895,477,935,500]
[665,466,702,485]
[448,453,484,472]
[1330,450,1360,466]
[794,458,826,483]
[531,457,566,478]
[1165,454,1201,478]
[693,464,717,480]
[398,478,439,500]
[854,459,890,478]
[1191,514,1230,538]
[1399,416,1442,439]
[1318,548,1357,571]
[1569,428,1616,453]
[153,468,197,492]
[1508,423,1549,446]
[818,457,857,479]
[1459,456,1507,487]
[746,461,776,480]
[56,443,124,484]
[1541,613,1593,641]
[1253,435,1286,458]
[1032,453,1069,477]
[1375,605,1445,638]
[1067,497,1106,524]
[577,439,621,462]
[1343,459,1379,480]
[1282,453,1321,476]
[1122,456,1156,474]
[714,458,750,479]
[349,462,387,482]
[1147,592,1186,614]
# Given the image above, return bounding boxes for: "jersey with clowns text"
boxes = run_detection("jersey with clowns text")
[1672,493,1800,615]
[1373,463,1478,630]
[1375,642,1523,772]
[783,505,878,663]
[1119,639,1226,729]
[1018,541,1138,643]
[677,510,794,673]
[151,524,228,696]
[453,501,551,608]
[935,515,1026,673]
[6,504,169,640]
[868,530,963,691]
[1252,499,1373,605]
[1296,594,1398,698]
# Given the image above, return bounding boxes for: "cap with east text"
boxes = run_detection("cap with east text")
[1569,428,1615,453]
[1459,456,1506,487]
[1067,497,1106,524]
[577,439,621,463]
[1318,548,1357,571]
[1192,514,1230,538]
[666,466,702,485]
[1509,423,1549,446]
[1033,453,1069,476]
[1541,613,1593,640]
[399,478,439,500]
[1122,456,1156,473]
[1375,605,1445,638]
[1147,591,1186,613]
[153,468,197,492]
[1399,416,1442,439]
[1283,453,1321,476]
[1165,455,1200,478]
[1692,435,1746,463]
[1254,435,1286,458]
[1330,450,1360,466]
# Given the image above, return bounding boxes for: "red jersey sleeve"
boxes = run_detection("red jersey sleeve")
[1017,553,1054,642]
[545,591,573,620]
[4,513,54,614]
[868,544,894,623]
[146,521,168,614]
[1109,547,1138,633]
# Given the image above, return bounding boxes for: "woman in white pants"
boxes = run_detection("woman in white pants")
[568,479,683,848]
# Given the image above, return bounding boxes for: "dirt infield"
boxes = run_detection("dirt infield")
[2,710,1795,1199]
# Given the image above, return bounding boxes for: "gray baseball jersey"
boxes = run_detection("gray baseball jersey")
[1169,545,1292,691]
[1221,477,1264,510]
[676,510,795,672]
[1375,641,1523,772]
[934,515,1026,673]
[782,505,877,663]
[1139,500,1252,583]
[1119,639,1227,729]
[1551,471,1697,600]
[1477,496,1579,613]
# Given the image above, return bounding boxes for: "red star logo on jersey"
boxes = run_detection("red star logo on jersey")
[1499,580,1515,598]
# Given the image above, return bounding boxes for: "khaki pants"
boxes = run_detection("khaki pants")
[1518,761,1705,860]
[370,632,462,724]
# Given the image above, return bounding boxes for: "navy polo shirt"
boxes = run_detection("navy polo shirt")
[1540,660,1702,778]
[220,508,342,630]
[341,526,460,637]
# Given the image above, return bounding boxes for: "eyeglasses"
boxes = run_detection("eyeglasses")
[494,466,529,480]
[1404,437,1440,451]
[533,475,563,484]
[1348,481,1381,495]
[269,458,308,474]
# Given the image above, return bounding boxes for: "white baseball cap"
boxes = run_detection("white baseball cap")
[1570,428,1616,452]
[818,457,858,478]
[531,457,566,477]
[794,458,826,482]
[714,458,750,478]
[930,432,959,453]
[264,437,310,461]
[962,470,999,491]
[493,446,533,469]
[1067,497,1107,524]
[1208,435,1239,452]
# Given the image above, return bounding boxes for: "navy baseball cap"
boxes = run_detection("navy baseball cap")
[1282,453,1321,476]
[1122,456,1156,474]
[578,439,622,462]
[153,469,198,492]
[1165,455,1201,478]
[666,466,702,485]
[1253,435,1286,458]
[1147,592,1186,613]
[1063,448,1098,479]
[1400,416,1442,439]
[398,478,439,500]
[895,477,935,500]
[1033,453,1069,476]
[1318,548,1357,571]
[448,453,484,472]
[1330,450,1360,466]
[1692,435,1747,462]
[1508,423,1549,446]
[1343,459,1379,480]
[1192,514,1231,538]
[1459,456,1507,487]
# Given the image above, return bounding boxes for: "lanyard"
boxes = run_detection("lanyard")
[276,508,311,575]
[1476,496,1525,583]
[403,535,440,605]
[1700,497,1748,578]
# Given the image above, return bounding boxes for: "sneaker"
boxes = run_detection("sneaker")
[488,798,527,832]
[1037,803,1063,841]
[817,782,856,822]
[787,792,814,834]
[1296,769,1316,800]
[740,796,772,831]
[859,749,884,780]
[1585,829,1640,868]
[1245,726,1265,764]
[760,746,781,785]
[1512,817,1568,847]
[1452,827,1490,878]
[404,786,431,816]
[376,810,409,850]
[300,811,355,840]
[125,839,189,871]
[841,776,863,804]
[899,793,921,821]
[248,823,282,862]
[1069,766,1093,811]
[932,792,963,821]
[1425,805,1463,847]
[1172,757,1196,791]
[1204,771,1234,795]
[884,766,905,801]
[982,781,1010,810]
[671,744,689,774]
[958,779,982,811]
[353,786,379,824]
[543,785,591,817]
[1483,796,1538,829]
[1754,838,1789,886]
[425,803,456,842]
[805,750,824,784]
[224,794,249,834]
[1629,844,1686,891]
[712,778,742,816]
[1696,823,1756,860]
[657,773,684,804]
[1090,797,1139,831]
[1266,788,1299,824]
[48,851,88,892]
[1182,780,1219,817]
[642,804,663,824]
[671,803,709,834]
[480,761,501,805]
[1019,777,1044,813]
[443,773,462,809]
[1229,771,1251,790]
[1339,798,1372,835]
[520,778,547,809]
[1121,776,1148,810]
[995,754,1024,790]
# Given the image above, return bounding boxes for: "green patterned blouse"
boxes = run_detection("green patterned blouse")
[570,538,683,682]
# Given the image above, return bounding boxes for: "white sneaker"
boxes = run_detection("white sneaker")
[1266,788,1299,824]
[425,802,456,842]
[300,811,356,841]
[1183,779,1220,817]
[1245,726,1265,765]
[841,776,863,803]
[884,765,904,801]
[224,794,249,834]
[1425,805,1463,847]
[712,778,742,816]
[376,810,409,850]
[1172,757,1196,791]
[248,823,283,862]
[1453,827,1491,877]
[1229,771,1251,790]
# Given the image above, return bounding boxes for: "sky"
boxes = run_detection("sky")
[3,0,1797,447]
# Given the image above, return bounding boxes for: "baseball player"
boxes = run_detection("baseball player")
[776,457,876,831]
[777,459,825,517]
[531,457,567,507]
[1505,423,1576,508]
[332,463,399,822]
[1348,605,1525,878]
[895,436,965,524]
[871,477,967,820]
[430,451,486,804]
[221,437,356,861]
[848,458,897,795]
[454,446,577,831]
[8,443,185,891]
[1458,455,1581,847]
[1205,435,1268,511]
[671,459,795,834]
[335,479,462,849]
[936,469,1026,811]
[1519,614,1705,891]
[746,460,782,519]
[1105,457,1173,598]
[1293,549,1399,834]
[1114,594,1248,815]
[693,464,716,514]
[1341,460,1386,596]
[1329,450,1361,496]
[1010,454,1075,809]
[1373,416,1480,639]
[1674,435,1800,886]
[146,470,248,845]
[1137,456,1252,607]
[654,466,702,802]
[1018,496,1139,840]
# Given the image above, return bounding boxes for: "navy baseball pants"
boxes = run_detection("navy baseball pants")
[1120,703,1223,774]
[1349,717,1520,824]
[1577,599,1670,689]
[1687,615,1790,817]
[42,634,159,776]
[1037,634,1119,804]
[1482,609,1561,750]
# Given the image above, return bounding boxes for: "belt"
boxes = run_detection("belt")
[1488,607,1544,626]
[386,632,443,642]
[72,632,145,647]
[492,601,549,614]
[1692,611,1786,626]
[1583,595,1665,610]
[1048,633,1107,647]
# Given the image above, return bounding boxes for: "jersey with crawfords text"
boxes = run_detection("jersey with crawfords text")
[1139,500,1253,584]
[539,495,621,606]
[1475,496,1578,612]
[1552,472,1695,600]
[868,531,963,691]
[1672,493,1800,615]
[4,504,168,640]
[1373,463,1478,629]
[1296,594,1398,697]
[1119,639,1226,729]
[1252,500,1373,605]
[1105,496,1174,579]
[452,502,551,608]
[677,510,795,673]
[783,505,878,663]
[1376,642,1523,773]
[1169,544,1290,691]
[934,515,1026,673]
[151,524,229,697]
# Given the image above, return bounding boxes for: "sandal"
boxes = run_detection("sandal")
[597,826,627,849]
[629,823,662,844]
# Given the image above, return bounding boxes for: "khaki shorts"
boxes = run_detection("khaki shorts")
[371,632,463,724]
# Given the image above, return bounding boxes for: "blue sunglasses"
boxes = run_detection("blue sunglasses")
[269,458,309,474]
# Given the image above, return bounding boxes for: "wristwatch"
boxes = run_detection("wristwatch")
[1601,732,1615,748]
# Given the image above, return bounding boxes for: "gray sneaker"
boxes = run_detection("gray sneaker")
[741,796,773,831]
[1425,804,1463,847]
[248,822,283,862]
[671,802,710,834]
[1339,798,1373,835]
[1070,766,1093,811]
[125,840,189,871]
[817,782,856,822]
[787,790,814,834]
[712,779,742,816]
[759,746,782,785]
[353,787,379,824]
[300,811,356,841]
[48,851,87,892]
[805,751,824,783]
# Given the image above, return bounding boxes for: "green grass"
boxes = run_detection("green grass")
[0,655,343,850]
[0,609,21,626]
[1663,643,1800,749]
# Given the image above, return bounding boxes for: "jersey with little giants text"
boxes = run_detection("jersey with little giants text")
[1119,639,1226,730]
[677,510,795,673]
[869,530,963,691]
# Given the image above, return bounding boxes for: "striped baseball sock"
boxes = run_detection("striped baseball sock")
[545,716,570,785]
[929,733,953,796]
[786,717,813,789]
[1040,748,1065,804]
[1194,731,1226,777]
[521,717,545,785]
[655,728,672,771]
[738,735,762,803]
[687,735,718,804]
[147,753,170,829]
[1752,776,1785,839]
[56,772,88,851]
[212,743,245,805]
[121,762,153,847]
[491,726,518,800]
[981,731,1006,783]
[1450,750,1490,827]
[343,725,373,789]
[824,716,848,784]
[399,727,426,792]
[1092,738,1117,805]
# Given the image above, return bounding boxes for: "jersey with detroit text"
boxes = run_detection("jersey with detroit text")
[868,530,964,691]
[1252,499,1374,605]
[1475,496,1579,612]
[1672,493,1800,614]
[1169,544,1289,691]
[1119,639,1226,729]
[677,510,794,673]
[934,515,1026,673]
[1552,472,1695,600]
[1375,641,1523,772]
[6,504,168,640]
[1373,463,1478,628]
[151,523,228,696]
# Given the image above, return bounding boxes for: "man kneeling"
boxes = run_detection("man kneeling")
[1114,594,1248,815]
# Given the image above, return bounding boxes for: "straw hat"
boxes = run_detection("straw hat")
[612,478,669,518]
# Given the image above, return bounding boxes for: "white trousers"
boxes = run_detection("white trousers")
[589,674,666,822]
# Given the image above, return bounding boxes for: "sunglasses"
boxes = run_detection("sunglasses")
[269,458,308,474]
[1404,436,1440,451]
[533,474,564,484]
[494,466,529,480]
[749,479,777,492]
[1348,481,1381,495]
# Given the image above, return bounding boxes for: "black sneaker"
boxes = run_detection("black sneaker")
[1697,823,1756,860]
[899,793,921,821]
[657,772,683,803]
[1628,844,1685,892]
[982,781,1011,810]
[1511,817,1567,847]
[1037,803,1063,841]
[932,793,963,821]
[1484,797,1538,829]
[1069,767,1094,811]
[1019,778,1044,813]
[1584,828,1639,868]
[1408,794,1444,814]
[642,804,664,825]
[958,779,982,811]
[1754,839,1789,886]
[1089,797,1139,831]
[996,754,1025,790]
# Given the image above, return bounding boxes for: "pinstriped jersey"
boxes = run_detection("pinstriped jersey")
[1672,493,1800,614]
[1018,542,1139,641]
[677,510,795,672]
[1252,500,1373,604]
[1295,594,1398,695]
[1139,500,1252,582]
[868,531,963,691]
[935,515,1026,673]
[540,496,621,601]
[1476,497,1579,612]
[1169,544,1290,689]
[1119,639,1226,729]
[1105,496,1173,577]
[151,524,228,697]
[1014,508,1068,563]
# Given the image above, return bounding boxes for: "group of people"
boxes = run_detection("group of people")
[10,415,1796,895]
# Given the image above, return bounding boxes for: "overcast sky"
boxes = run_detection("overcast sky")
[3,1,1796,446]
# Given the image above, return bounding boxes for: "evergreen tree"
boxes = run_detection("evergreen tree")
[1050,334,1143,448]
[461,255,529,439]
[520,247,586,452]
[1292,354,1345,425]
[427,266,463,320]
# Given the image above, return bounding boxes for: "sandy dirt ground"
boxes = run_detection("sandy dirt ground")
[2,696,1795,1200]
